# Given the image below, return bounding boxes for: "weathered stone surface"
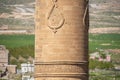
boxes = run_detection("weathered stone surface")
[35,0,89,80]
[0,45,9,66]
[35,64,87,73]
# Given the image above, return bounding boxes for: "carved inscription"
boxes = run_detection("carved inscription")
[36,64,86,73]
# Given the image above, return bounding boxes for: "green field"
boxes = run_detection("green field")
[90,70,120,80]
[0,34,34,48]
[89,34,120,80]
[89,33,120,52]
[0,34,35,68]
[0,33,120,56]
[0,34,120,69]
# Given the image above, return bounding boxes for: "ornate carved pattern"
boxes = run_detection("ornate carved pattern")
[47,0,65,34]
[36,64,87,73]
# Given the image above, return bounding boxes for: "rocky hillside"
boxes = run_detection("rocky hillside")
[0,0,35,30]
[89,0,120,33]
[0,0,120,33]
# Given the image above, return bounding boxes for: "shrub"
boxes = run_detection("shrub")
[89,59,114,70]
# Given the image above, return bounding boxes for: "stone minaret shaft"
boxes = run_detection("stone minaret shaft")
[35,0,89,80]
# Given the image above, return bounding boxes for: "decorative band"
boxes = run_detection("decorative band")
[35,73,88,78]
[35,61,88,65]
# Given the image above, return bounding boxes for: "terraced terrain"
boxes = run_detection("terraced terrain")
[89,0,120,33]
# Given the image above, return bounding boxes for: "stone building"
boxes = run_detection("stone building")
[0,45,17,74]
[22,75,34,80]
[0,45,9,77]
[21,63,34,74]
[0,45,9,66]
[6,65,17,74]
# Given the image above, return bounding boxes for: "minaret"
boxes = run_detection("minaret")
[35,0,89,80]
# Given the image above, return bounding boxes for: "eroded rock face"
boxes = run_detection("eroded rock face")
[35,0,89,80]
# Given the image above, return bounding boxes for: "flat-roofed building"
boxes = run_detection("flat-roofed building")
[21,63,34,74]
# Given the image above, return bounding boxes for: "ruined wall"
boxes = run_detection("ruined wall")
[0,45,9,66]
[35,0,89,80]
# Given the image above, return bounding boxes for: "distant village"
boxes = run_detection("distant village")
[90,49,111,62]
[0,45,114,80]
[0,45,34,80]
